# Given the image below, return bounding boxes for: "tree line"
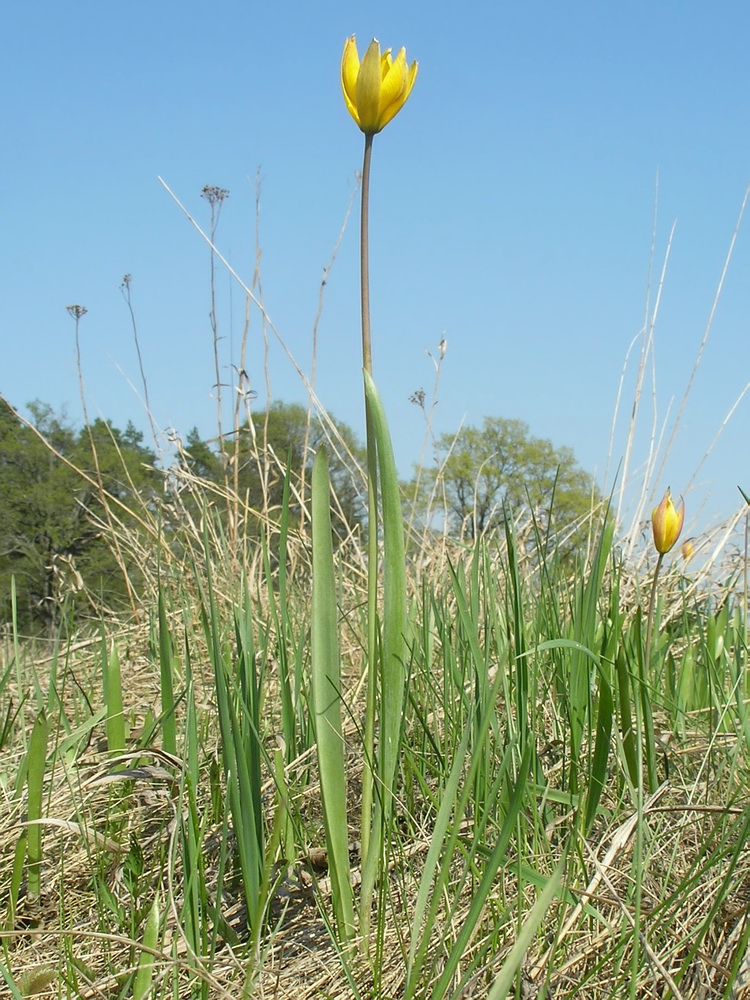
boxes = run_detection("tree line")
[0,398,596,629]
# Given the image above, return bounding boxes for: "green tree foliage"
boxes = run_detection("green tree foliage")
[182,426,224,482]
[179,402,366,539]
[413,416,596,541]
[0,400,158,629]
[239,402,365,535]
[1,398,365,629]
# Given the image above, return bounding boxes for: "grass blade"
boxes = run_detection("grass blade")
[25,709,48,900]
[103,641,126,755]
[157,587,178,756]
[132,892,160,1000]
[584,662,614,834]
[487,856,566,1000]
[200,539,265,944]
[431,743,534,1000]
[311,447,356,941]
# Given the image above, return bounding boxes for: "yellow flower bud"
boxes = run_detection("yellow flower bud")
[341,36,418,135]
[651,489,685,554]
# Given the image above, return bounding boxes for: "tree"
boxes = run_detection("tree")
[177,402,367,539]
[240,402,365,535]
[181,427,224,482]
[412,416,596,542]
[0,400,158,628]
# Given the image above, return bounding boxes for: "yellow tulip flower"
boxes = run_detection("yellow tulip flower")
[651,489,685,554]
[341,36,418,135]
[681,539,695,562]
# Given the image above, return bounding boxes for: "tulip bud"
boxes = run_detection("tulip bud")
[341,36,418,135]
[651,489,685,554]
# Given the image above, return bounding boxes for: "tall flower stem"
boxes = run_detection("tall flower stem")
[356,127,410,945]
[360,133,374,375]
[360,129,377,876]
[641,551,664,791]
[644,553,664,675]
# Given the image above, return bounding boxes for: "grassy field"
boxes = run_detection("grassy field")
[1,426,749,998]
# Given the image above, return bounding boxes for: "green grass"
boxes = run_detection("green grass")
[1,463,748,998]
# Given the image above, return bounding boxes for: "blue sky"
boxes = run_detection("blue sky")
[4,0,749,540]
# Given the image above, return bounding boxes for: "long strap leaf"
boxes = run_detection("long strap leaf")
[359,373,408,931]
[311,447,356,940]
[363,371,407,810]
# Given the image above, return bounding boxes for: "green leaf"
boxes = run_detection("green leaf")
[585,664,613,834]
[487,856,566,1000]
[25,710,48,899]
[157,587,177,756]
[311,447,356,941]
[104,643,126,754]
[431,743,535,1000]
[616,647,639,788]
[0,961,24,1000]
[362,372,407,811]
[359,373,408,936]
[132,893,160,1000]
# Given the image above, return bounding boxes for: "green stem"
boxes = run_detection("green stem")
[642,551,663,791]
[644,552,664,681]
[361,409,378,878]
[629,554,666,984]
[744,506,748,645]
[360,133,374,376]
[359,130,377,927]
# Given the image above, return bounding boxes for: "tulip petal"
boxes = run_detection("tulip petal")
[356,39,385,133]
[341,36,361,126]
[404,59,418,100]
[379,48,407,107]
[378,53,418,131]
[675,497,685,538]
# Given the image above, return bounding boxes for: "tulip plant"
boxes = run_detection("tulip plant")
[310,36,418,946]
[641,489,685,786]
[650,489,685,558]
